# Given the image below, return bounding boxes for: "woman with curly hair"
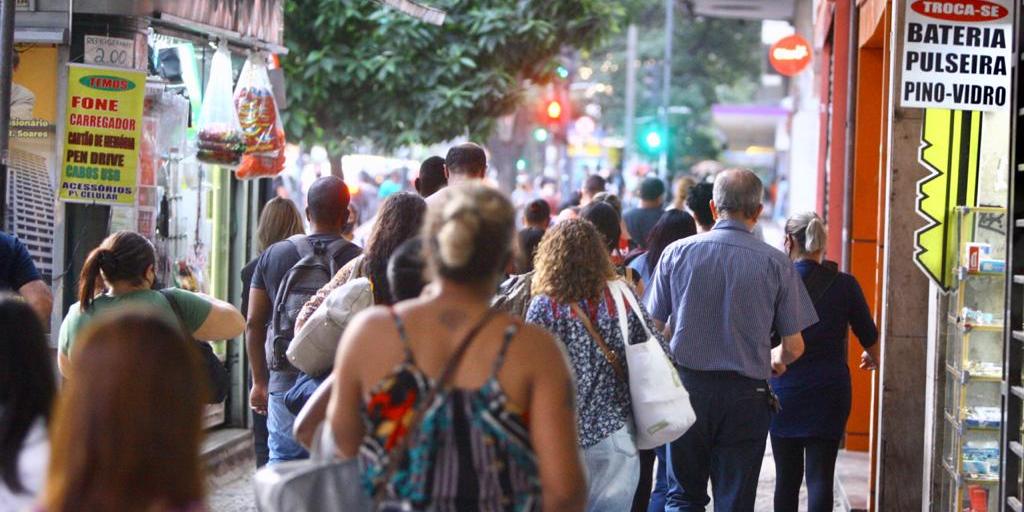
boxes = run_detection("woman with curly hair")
[526,219,670,511]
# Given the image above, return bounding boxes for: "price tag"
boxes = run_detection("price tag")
[84,35,135,69]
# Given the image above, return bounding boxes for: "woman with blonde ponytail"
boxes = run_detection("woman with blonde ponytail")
[328,183,586,511]
[771,212,881,512]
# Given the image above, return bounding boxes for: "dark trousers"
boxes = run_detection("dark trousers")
[632,449,657,512]
[770,435,840,512]
[665,369,772,512]
[648,445,671,512]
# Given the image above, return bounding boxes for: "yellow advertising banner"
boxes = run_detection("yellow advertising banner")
[913,109,982,290]
[58,64,145,205]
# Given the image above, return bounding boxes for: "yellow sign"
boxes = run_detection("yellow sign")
[58,64,144,205]
[914,108,981,290]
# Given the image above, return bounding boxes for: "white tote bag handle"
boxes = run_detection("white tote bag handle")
[609,279,653,344]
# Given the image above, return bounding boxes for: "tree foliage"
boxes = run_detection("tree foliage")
[282,0,625,154]
[581,6,762,171]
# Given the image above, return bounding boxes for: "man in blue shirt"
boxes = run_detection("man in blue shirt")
[0,230,51,323]
[647,168,817,511]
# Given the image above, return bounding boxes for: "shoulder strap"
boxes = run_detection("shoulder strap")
[375,308,499,499]
[287,234,314,259]
[385,307,415,362]
[159,289,192,339]
[490,323,521,378]
[570,302,626,382]
[802,260,840,305]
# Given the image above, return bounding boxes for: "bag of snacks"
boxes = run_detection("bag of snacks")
[197,42,245,166]
[233,53,286,179]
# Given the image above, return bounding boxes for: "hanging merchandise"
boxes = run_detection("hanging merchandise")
[233,52,286,179]
[197,41,245,166]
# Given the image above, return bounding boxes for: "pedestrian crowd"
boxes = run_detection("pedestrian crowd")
[0,141,881,512]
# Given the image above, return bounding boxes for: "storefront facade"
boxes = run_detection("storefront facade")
[813,0,1022,510]
[11,0,284,429]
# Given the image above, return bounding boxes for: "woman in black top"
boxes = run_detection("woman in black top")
[771,212,880,512]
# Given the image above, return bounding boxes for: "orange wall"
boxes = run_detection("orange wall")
[846,3,889,453]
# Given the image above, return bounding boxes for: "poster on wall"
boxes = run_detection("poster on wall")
[58,64,145,206]
[900,0,1014,111]
[9,44,59,284]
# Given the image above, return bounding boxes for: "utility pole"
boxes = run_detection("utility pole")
[623,24,637,178]
[0,0,15,227]
[659,0,674,183]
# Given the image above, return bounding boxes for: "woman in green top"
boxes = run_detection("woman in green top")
[58,231,245,376]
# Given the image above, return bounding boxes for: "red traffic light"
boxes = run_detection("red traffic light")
[546,100,562,120]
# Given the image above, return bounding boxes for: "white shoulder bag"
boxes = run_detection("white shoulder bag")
[609,279,696,449]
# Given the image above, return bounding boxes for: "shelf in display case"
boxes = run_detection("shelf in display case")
[959,268,1007,279]
[947,314,1006,333]
[945,410,1001,432]
[945,364,1003,383]
[942,461,1000,487]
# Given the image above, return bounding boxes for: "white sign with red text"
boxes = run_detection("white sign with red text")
[901,0,1013,111]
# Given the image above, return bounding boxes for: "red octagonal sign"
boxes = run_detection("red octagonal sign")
[770,34,812,76]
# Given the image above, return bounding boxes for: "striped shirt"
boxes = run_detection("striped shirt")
[646,219,818,380]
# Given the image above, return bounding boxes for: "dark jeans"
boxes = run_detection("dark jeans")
[770,435,840,512]
[665,369,773,512]
[632,449,656,511]
[253,409,269,467]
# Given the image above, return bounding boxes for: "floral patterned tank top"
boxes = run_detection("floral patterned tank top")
[360,312,541,511]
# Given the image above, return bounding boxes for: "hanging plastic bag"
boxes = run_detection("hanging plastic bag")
[196,41,245,166]
[233,52,286,179]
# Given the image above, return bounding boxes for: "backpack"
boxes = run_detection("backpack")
[491,271,534,318]
[267,235,360,372]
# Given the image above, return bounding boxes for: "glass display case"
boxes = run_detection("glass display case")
[940,206,1008,512]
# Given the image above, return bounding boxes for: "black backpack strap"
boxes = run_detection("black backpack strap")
[159,289,229,404]
[802,260,840,305]
[325,238,360,273]
[288,234,314,259]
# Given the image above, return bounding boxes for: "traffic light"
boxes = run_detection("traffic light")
[515,158,527,171]
[546,100,563,122]
[640,124,666,154]
[533,128,549,142]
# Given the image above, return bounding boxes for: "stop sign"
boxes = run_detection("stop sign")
[769,34,812,76]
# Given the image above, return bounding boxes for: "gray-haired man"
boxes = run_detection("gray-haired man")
[646,168,817,511]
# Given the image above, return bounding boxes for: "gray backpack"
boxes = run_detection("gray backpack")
[267,235,359,372]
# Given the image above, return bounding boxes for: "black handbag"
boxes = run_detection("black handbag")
[160,289,231,403]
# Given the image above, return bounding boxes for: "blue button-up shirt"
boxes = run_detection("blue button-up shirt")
[646,219,818,380]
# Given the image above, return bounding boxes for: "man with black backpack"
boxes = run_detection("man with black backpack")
[247,176,362,464]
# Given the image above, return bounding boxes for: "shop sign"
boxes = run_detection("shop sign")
[900,0,1013,111]
[58,64,145,206]
[84,35,135,69]
[769,35,812,76]
[914,109,982,290]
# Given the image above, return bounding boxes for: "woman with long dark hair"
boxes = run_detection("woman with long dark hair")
[0,295,55,510]
[42,310,208,512]
[57,231,244,376]
[297,192,427,327]
[628,209,697,293]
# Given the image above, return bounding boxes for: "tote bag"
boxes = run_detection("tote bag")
[254,424,372,511]
[608,279,696,450]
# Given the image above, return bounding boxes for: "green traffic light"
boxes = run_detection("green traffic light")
[516,159,527,171]
[556,65,569,79]
[533,128,549,142]
[644,130,662,150]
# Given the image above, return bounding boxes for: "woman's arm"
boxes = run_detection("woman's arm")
[192,294,245,341]
[846,276,880,370]
[523,327,586,512]
[328,311,377,459]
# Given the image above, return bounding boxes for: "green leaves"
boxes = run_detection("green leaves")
[283,0,622,152]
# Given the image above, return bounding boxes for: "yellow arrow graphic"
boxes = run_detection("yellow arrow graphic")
[914,109,981,291]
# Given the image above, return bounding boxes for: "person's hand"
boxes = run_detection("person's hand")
[250,383,268,416]
[859,350,878,371]
[771,359,787,377]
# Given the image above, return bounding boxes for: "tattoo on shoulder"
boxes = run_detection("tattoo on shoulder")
[438,310,467,330]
